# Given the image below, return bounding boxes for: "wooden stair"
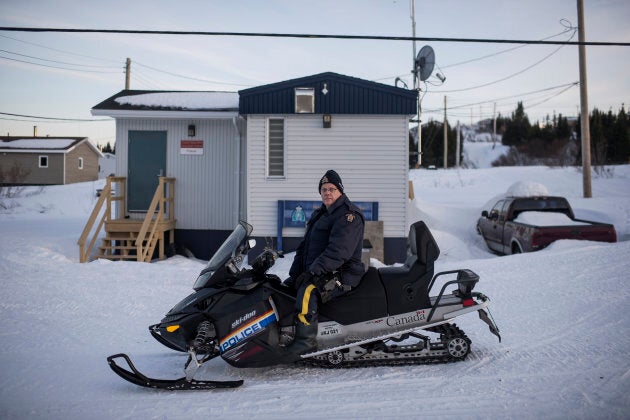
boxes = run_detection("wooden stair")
[78,176,176,263]
[98,231,141,260]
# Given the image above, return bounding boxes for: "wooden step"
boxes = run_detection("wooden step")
[98,245,138,251]
[96,253,140,261]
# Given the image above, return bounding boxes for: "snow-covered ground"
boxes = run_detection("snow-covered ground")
[1,156,629,418]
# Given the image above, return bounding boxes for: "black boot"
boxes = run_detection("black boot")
[284,321,318,362]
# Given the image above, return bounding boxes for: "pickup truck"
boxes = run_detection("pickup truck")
[476,196,617,255]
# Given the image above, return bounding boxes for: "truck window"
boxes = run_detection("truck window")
[490,200,505,220]
[501,200,511,221]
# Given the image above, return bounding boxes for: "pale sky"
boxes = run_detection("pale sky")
[1,0,628,146]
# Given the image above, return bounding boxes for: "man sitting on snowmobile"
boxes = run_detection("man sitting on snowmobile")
[284,169,365,358]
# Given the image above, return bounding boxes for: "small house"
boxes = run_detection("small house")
[239,72,417,263]
[0,136,102,185]
[87,73,416,264]
[89,90,244,261]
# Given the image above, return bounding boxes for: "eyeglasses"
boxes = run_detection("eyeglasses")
[321,187,338,194]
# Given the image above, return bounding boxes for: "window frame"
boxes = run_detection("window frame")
[38,155,48,168]
[294,87,315,113]
[266,117,286,178]
[78,157,84,170]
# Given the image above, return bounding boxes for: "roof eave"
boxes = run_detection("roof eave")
[91,109,239,119]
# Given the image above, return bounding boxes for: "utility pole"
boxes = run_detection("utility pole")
[577,0,592,198]
[125,58,131,90]
[456,121,461,168]
[492,102,497,149]
[443,95,448,169]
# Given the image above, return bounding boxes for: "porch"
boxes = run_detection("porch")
[78,176,176,262]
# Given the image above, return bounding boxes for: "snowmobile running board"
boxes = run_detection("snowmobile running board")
[106,353,243,390]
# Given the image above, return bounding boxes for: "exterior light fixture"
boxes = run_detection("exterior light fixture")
[323,114,332,128]
[188,124,196,137]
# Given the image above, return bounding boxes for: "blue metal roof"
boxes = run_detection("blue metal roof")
[239,72,417,115]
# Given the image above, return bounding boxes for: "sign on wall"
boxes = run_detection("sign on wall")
[276,200,379,251]
[180,139,204,155]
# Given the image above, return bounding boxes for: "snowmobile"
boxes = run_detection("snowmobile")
[107,220,501,390]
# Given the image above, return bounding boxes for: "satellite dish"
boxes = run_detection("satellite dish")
[415,45,435,82]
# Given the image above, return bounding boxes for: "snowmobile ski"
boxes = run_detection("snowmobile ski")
[106,353,243,390]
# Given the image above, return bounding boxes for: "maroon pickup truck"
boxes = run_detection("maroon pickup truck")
[476,196,617,255]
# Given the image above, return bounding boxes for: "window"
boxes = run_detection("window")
[39,155,48,168]
[78,157,84,170]
[267,118,285,177]
[295,88,314,113]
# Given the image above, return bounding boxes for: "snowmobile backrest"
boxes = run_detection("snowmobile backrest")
[377,221,440,314]
[412,221,440,265]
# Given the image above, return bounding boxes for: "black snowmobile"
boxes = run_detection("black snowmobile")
[107,220,501,390]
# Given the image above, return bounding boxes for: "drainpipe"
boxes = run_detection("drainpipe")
[231,116,242,225]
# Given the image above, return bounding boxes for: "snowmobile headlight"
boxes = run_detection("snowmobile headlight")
[166,325,180,333]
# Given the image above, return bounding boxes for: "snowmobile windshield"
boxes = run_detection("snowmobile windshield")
[193,221,253,290]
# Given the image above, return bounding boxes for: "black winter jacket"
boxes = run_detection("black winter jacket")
[289,194,365,287]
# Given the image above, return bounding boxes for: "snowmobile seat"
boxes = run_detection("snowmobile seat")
[378,221,440,315]
[319,267,387,325]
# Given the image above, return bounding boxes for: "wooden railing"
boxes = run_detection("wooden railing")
[77,176,126,263]
[136,177,175,262]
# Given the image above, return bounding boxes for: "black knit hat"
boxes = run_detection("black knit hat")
[318,169,344,193]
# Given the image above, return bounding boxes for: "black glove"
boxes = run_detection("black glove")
[294,271,314,290]
[282,276,295,288]
[312,272,344,303]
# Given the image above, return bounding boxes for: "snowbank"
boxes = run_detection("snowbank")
[1,166,629,419]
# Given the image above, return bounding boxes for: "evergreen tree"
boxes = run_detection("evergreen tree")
[555,114,571,139]
[502,102,531,146]
[102,142,115,154]
[611,106,630,163]
[417,120,458,168]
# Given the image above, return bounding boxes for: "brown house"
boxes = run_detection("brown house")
[0,136,102,185]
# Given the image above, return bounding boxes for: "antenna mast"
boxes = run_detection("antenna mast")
[411,0,422,168]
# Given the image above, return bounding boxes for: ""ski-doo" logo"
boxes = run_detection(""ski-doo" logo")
[220,310,276,353]
[386,310,425,327]
[231,310,256,329]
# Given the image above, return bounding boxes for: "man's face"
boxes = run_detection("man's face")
[320,182,342,208]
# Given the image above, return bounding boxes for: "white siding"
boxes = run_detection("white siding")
[114,118,241,229]
[246,114,408,238]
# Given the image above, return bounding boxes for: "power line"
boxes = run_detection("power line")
[442,23,576,69]
[0,54,121,73]
[431,82,579,112]
[1,26,629,46]
[420,81,579,118]
[434,28,577,93]
[0,48,120,69]
[134,61,252,87]
[0,111,111,122]
[374,24,577,82]
[0,33,120,63]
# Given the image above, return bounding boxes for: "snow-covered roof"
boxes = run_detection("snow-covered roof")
[1,139,78,149]
[0,137,103,156]
[115,92,238,109]
[92,90,239,118]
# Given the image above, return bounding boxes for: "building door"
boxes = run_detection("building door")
[128,130,167,212]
